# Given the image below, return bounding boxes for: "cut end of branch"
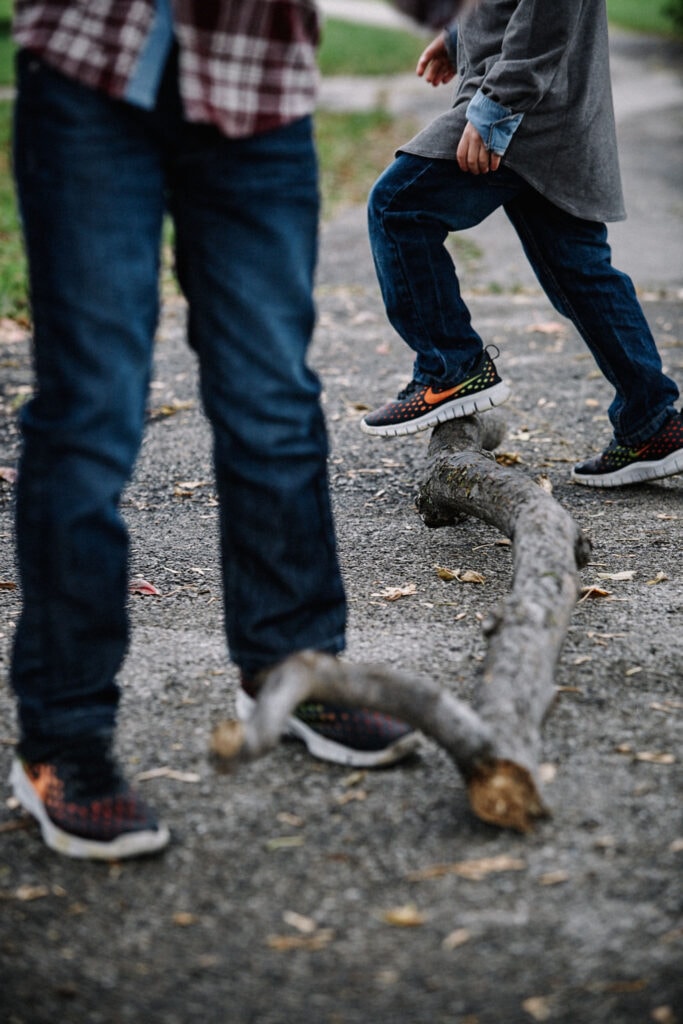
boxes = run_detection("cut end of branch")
[467,759,550,833]
[210,719,246,764]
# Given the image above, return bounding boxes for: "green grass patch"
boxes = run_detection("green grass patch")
[0,101,27,320]
[607,0,678,35]
[315,107,416,216]
[318,18,426,77]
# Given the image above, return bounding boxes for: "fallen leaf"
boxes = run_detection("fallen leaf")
[381,904,427,927]
[408,854,526,882]
[646,572,669,585]
[0,580,17,591]
[522,996,553,1022]
[634,751,676,765]
[342,770,367,788]
[266,929,334,951]
[457,570,485,584]
[435,565,458,581]
[129,577,161,596]
[282,910,317,934]
[148,399,194,420]
[578,585,612,602]
[0,466,18,484]
[172,912,199,927]
[596,570,635,581]
[371,584,417,601]
[495,451,522,466]
[535,474,553,494]
[15,885,51,902]
[276,812,305,828]
[442,928,471,950]
[538,871,570,886]
[135,766,200,783]
[651,1007,676,1024]
[335,789,368,805]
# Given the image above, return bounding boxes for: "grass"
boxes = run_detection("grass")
[607,0,676,35]
[318,19,426,77]
[0,101,26,321]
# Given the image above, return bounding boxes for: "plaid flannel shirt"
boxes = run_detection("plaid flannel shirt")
[12,1,321,137]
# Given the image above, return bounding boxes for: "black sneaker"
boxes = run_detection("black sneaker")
[236,682,419,768]
[360,348,510,437]
[573,412,683,487]
[10,740,170,860]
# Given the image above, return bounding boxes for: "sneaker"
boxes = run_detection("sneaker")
[360,348,510,437]
[236,683,419,768]
[10,741,170,860]
[573,412,683,487]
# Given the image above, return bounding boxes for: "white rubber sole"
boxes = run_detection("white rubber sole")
[235,690,420,768]
[10,758,170,860]
[360,380,511,437]
[572,448,683,487]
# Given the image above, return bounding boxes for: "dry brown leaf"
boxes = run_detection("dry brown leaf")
[634,751,676,765]
[335,789,368,805]
[372,584,417,601]
[578,585,612,602]
[596,570,635,581]
[282,910,317,934]
[266,929,334,951]
[646,572,669,585]
[651,1007,676,1024]
[15,885,51,902]
[435,565,458,581]
[535,474,553,494]
[495,451,522,466]
[0,466,18,484]
[172,912,199,927]
[149,399,194,420]
[381,904,427,927]
[442,928,471,950]
[0,318,29,342]
[0,580,17,591]
[522,996,553,1021]
[408,854,526,882]
[458,570,486,584]
[538,871,570,886]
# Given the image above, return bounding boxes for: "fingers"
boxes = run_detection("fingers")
[456,123,500,174]
[417,33,454,83]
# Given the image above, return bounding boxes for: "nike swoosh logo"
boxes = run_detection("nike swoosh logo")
[423,382,467,405]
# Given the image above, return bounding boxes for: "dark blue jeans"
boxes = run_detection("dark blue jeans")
[11,52,346,758]
[368,153,679,446]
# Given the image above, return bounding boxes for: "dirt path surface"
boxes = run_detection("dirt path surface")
[1,17,682,1024]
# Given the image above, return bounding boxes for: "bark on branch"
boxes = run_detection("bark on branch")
[211,413,592,833]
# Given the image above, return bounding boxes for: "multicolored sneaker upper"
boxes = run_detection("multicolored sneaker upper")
[293,700,414,752]
[360,350,510,436]
[573,412,683,486]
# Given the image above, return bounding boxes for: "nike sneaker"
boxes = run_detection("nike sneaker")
[573,411,683,487]
[360,348,510,437]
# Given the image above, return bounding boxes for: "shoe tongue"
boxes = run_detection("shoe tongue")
[397,380,422,400]
[57,739,124,799]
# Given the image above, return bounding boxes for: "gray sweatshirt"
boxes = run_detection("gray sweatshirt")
[400,0,626,222]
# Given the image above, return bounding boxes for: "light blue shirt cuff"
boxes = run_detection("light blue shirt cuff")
[466,89,524,156]
[125,0,174,110]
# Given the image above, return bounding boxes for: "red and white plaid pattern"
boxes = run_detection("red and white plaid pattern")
[13,0,321,138]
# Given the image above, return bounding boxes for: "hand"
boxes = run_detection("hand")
[456,121,501,174]
[416,33,456,87]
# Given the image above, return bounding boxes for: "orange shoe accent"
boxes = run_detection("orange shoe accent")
[423,382,466,405]
[26,762,60,803]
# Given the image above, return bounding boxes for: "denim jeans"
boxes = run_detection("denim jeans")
[368,153,679,446]
[11,52,346,758]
